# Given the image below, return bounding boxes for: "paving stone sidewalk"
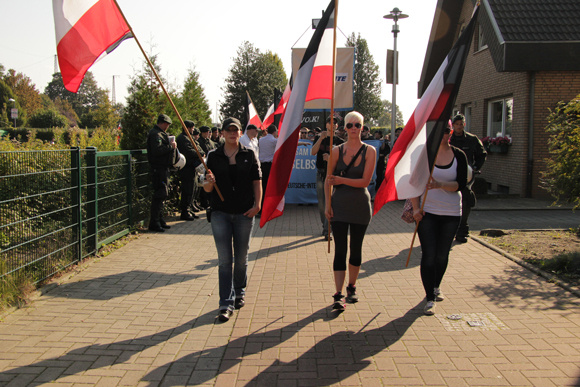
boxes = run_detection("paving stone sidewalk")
[0,200,579,386]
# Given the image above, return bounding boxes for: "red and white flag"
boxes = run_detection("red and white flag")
[262,88,284,129]
[373,5,480,215]
[260,0,335,227]
[245,91,263,130]
[52,0,132,93]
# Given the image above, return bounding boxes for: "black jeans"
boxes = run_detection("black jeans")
[331,221,368,271]
[417,212,460,301]
[149,167,169,226]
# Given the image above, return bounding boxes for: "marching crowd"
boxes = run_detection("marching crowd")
[146,112,486,321]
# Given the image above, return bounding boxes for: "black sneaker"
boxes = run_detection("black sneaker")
[455,236,467,243]
[218,309,233,322]
[180,213,195,221]
[234,297,245,309]
[332,292,345,311]
[148,224,165,232]
[346,284,358,303]
[159,220,171,229]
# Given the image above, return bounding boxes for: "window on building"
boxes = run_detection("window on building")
[487,98,512,138]
[462,105,472,132]
[477,24,487,51]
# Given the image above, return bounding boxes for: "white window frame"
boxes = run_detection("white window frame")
[487,97,513,138]
[477,25,488,51]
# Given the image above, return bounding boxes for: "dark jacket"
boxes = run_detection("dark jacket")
[449,131,486,171]
[450,145,469,192]
[176,131,203,171]
[206,144,261,214]
[147,125,176,168]
[198,136,217,156]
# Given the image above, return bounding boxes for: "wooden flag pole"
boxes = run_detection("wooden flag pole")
[327,0,339,253]
[112,0,224,201]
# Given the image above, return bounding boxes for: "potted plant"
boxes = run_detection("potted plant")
[488,136,511,153]
[481,136,512,153]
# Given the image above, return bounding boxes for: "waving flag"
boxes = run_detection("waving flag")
[261,88,283,129]
[260,0,336,227]
[245,91,263,130]
[53,0,132,93]
[373,5,479,215]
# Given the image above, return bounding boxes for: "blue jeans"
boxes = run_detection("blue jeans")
[211,211,254,311]
[417,212,460,301]
[316,171,329,234]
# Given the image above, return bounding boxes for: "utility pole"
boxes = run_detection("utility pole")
[112,75,119,104]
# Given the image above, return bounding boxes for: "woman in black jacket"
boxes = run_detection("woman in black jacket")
[203,117,261,322]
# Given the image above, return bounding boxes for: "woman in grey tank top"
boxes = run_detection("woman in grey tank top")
[325,111,376,311]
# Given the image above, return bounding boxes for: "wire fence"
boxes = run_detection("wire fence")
[0,148,150,284]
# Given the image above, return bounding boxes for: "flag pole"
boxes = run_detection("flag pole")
[111,0,224,201]
[327,0,338,253]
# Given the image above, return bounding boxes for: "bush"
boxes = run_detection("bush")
[28,109,68,129]
[541,94,580,209]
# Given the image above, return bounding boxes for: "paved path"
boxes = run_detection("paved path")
[0,199,579,386]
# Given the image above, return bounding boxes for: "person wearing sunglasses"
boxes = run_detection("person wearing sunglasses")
[409,123,468,316]
[324,111,376,310]
[203,117,262,322]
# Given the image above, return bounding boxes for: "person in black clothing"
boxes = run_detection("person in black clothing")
[176,120,202,221]
[197,126,216,209]
[448,113,487,243]
[147,114,177,232]
[375,130,390,190]
[311,116,344,240]
[203,117,262,322]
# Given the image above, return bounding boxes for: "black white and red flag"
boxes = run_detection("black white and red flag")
[245,91,263,131]
[260,0,336,227]
[373,5,480,215]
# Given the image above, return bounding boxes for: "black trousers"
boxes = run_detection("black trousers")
[179,168,195,213]
[149,167,169,226]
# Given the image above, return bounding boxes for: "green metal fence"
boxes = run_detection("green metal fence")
[0,148,150,284]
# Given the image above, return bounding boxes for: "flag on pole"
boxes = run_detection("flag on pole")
[261,88,283,129]
[245,91,263,130]
[52,0,132,93]
[260,0,336,227]
[373,5,480,215]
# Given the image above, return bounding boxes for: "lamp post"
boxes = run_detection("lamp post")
[8,98,17,128]
[384,8,408,147]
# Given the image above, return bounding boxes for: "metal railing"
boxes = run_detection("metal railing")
[0,147,150,284]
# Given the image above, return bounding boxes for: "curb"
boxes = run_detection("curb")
[471,234,580,298]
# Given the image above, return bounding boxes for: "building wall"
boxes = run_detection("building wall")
[531,71,580,198]
[454,42,530,196]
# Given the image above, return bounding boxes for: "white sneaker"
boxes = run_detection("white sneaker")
[434,288,444,302]
[424,300,436,315]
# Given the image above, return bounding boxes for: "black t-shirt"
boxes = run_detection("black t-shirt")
[315,136,344,171]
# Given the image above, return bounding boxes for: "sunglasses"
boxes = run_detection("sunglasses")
[345,123,362,129]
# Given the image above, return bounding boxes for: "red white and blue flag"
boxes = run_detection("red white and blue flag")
[245,91,263,131]
[373,5,479,215]
[53,0,132,93]
[260,0,335,227]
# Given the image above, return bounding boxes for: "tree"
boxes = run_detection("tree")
[346,33,383,124]
[541,94,580,209]
[175,67,212,127]
[44,71,118,128]
[3,69,42,118]
[0,78,25,127]
[220,42,287,125]
[28,109,68,129]
[121,55,172,150]
[377,99,404,128]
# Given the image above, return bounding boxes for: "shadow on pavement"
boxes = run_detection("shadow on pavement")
[45,270,203,300]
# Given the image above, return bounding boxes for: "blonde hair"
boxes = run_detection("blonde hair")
[344,111,364,125]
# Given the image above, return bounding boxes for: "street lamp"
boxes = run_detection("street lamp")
[8,98,17,128]
[384,7,408,147]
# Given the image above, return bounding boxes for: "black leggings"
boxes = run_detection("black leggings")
[331,221,368,271]
[417,212,460,301]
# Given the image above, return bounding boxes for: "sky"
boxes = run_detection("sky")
[0,0,438,124]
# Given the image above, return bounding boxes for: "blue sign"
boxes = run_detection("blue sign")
[285,139,382,204]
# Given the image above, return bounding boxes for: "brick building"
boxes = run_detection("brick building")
[419,0,580,198]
